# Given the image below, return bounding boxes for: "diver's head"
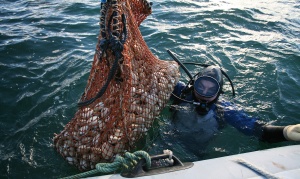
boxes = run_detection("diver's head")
[193,65,223,103]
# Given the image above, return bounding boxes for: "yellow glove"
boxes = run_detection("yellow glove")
[283,124,300,141]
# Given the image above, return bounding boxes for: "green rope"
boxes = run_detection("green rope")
[60,150,151,179]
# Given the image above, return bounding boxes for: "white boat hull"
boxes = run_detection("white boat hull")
[89,145,300,179]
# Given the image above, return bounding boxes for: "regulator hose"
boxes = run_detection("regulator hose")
[167,50,193,81]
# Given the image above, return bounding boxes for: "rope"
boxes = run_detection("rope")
[236,158,281,179]
[77,51,121,107]
[77,1,128,107]
[60,150,151,179]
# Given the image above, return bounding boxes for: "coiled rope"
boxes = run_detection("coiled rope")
[236,158,281,179]
[60,150,151,179]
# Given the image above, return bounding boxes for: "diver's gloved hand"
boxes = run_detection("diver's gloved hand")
[283,124,300,141]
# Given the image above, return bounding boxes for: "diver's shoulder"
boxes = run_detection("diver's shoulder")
[216,97,235,107]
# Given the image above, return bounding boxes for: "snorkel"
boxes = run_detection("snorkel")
[167,50,235,114]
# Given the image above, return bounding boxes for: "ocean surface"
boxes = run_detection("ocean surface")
[1,0,300,178]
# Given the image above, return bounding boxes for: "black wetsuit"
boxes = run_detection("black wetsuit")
[171,81,287,152]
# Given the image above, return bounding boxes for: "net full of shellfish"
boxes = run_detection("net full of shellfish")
[53,0,180,171]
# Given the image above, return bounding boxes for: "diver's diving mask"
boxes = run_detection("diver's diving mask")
[194,76,220,103]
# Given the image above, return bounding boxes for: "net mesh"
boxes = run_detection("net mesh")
[53,0,180,171]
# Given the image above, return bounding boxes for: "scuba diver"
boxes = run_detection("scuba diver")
[167,50,300,157]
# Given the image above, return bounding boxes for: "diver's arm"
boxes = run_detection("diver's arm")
[257,125,286,142]
[220,100,257,136]
[220,100,300,142]
[260,124,300,142]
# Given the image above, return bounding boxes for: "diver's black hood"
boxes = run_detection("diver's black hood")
[197,65,224,90]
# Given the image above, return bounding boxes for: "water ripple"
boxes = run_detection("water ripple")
[0,0,300,178]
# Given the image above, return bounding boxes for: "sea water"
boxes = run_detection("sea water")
[0,0,299,178]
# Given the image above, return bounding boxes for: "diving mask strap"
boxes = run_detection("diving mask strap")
[220,69,235,96]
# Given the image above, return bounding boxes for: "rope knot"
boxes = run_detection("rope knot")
[110,35,124,52]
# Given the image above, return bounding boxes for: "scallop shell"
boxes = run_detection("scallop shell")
[142,106,150,114]
[79,126,89,136]
[146,94,158,105]
[101,142,114,160]
[141,92,148,101]
[92,134,101,146]
[87,116,98,126]
[130,102,141,112]
[63,149,68,156]
[66,157,76,165]
[98,120,106,130]
[104,116,111,123]
[80,159,89,170]
[71,132,79,140]
[68,147,75,157]
[63,140,72,147]
[114,142,125,153]
[90,153,100,162]
[94,102,104,112]
[82,154,88,160]
[133,105,143,114]
[100,107,110,118]
[167,84,174,91]
[157,83,166,91]
[80,108,93,118]
[139,72,145,79]
[131,72,138,85]
[81,137,92,144]
[154,72,164,77]
[135,117,145,124]
[125,113,136,124]
[108,135,120,144]
[113,129,123,137]
[131,87,136,95]
[77,145,91,154]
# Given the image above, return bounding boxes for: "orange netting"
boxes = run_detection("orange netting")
[53,0,180,171]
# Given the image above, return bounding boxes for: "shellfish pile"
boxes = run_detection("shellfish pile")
[54,62,179,170]
[53,0,180,171]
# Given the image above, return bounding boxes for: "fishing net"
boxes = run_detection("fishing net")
[53,0,180,171]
